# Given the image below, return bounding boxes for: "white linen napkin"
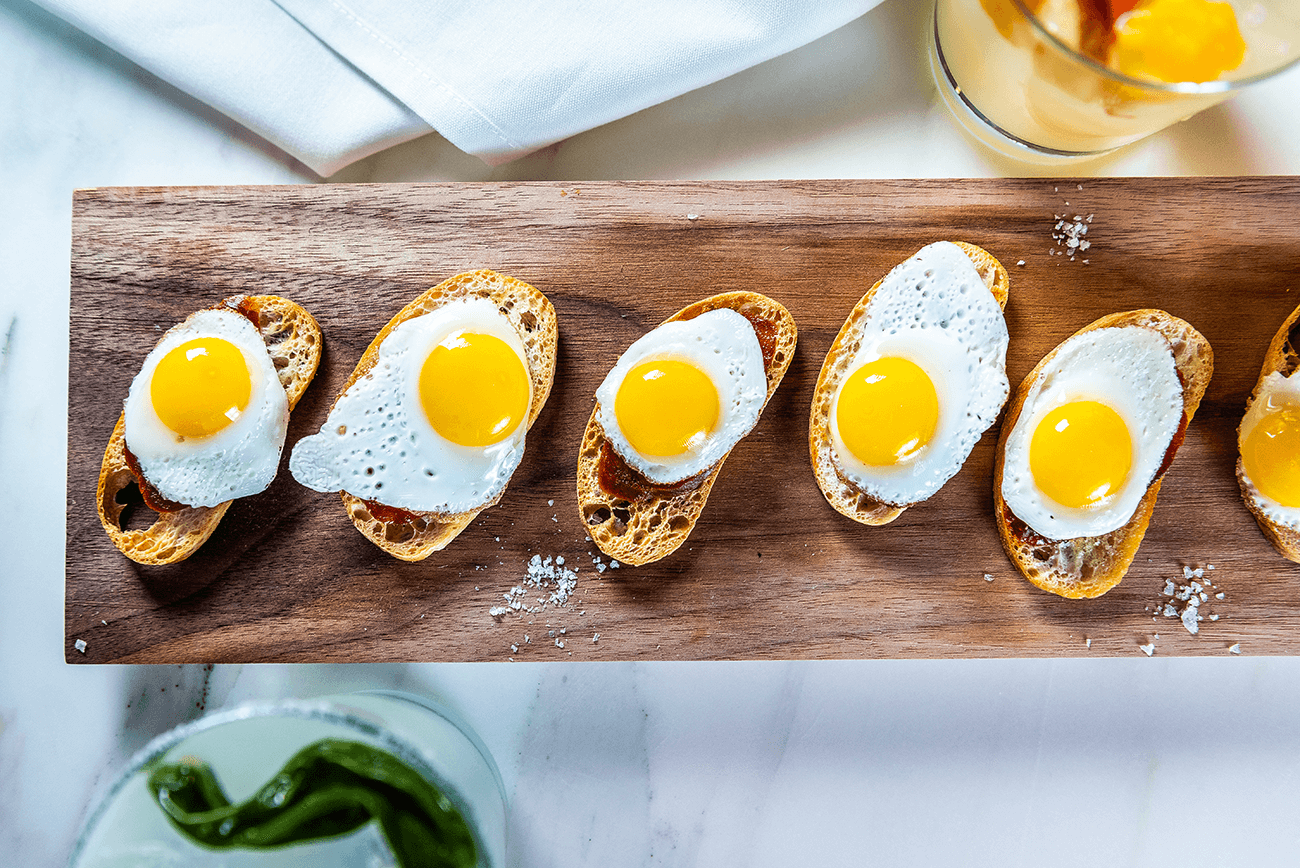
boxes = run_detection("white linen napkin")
[34,0,883,176]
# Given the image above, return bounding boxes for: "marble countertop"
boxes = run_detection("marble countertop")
[5,0,1300,864]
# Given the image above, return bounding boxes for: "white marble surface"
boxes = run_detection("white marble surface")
[4,0,1300,864]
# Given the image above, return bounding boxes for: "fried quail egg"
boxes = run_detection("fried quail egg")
[595,308,766,484]
[122,307,289,508]
[1239,371,1300,531]
[289,296,533,514]
[1001,326,1183,540]
[827,241,1010,506]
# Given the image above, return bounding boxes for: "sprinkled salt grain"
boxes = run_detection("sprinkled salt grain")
[74,639,87,653]
[511,644,518,653]
[1157,564,1222,635]
[1229,643,1241,654]
[1140,641,1156,656]
[1016,260,1026,266]
[593,633,601,643]
[610,560,620,569]
[983,573,994,582]
[687,213,700,221]
[548,499,554,506]
[1086,638,1092,649]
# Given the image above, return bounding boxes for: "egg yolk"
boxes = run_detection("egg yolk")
[1113,0,1246,83]
[420,332,529,447]
[614,358,720,457]
[1030,400,1133,509]
[1242,404,1300,507]
[836,356,939,466]
[150,337,252,438]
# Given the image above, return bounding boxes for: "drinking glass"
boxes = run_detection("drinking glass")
[930,0,1300,162]
[69,690,507,868]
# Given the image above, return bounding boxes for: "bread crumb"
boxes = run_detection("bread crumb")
[74,639,87,654]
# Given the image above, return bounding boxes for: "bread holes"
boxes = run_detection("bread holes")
[584,505,612,526]
[112,480,158,533]
[610,506,632,535]
[385,522,415,544]
[518,311,538,333]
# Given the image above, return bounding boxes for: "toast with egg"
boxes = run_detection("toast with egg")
[96,295,322,565]
[1236,302,1300,562]
[576,291,797,566]
[993,309,1213,599]
[326,270,557,561]
[809,242,1010,525]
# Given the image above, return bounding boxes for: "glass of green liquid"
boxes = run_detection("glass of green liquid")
[69,691,506,868]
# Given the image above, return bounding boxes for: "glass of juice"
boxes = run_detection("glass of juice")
[68,691,507,868]
[930,0,1300,162]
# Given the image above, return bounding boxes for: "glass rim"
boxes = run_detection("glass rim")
[1008,0,1300,94]
[68,692,502,867]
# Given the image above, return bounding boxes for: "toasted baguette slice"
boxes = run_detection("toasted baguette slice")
[994,310,1213,599]
[809,242,1010,526]
[576,292,797,566]
[1237,302,1300,562]
[333,270,557,562]
[97,295,322,565]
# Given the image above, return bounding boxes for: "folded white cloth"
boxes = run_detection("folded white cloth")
[36,0,882,175]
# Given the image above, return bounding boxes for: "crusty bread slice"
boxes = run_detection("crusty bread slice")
[336,269,558,562]
[993,309,1213,599]
[809,242,1010,526]
[576,291,797,566]
[1237,302,1300,562]
[97,294,322,565]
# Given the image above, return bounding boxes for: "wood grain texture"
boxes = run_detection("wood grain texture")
[66,179,1300,663]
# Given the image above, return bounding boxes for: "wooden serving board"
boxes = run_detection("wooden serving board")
[66,179,1300,663]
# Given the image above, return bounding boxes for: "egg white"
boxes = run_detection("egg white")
[123,307,289,508]
[595,308,766,485]
[1239,371,1300,531]
[289,297,533,514]
[1001,326,1183,540]
[826,241,1010,507]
